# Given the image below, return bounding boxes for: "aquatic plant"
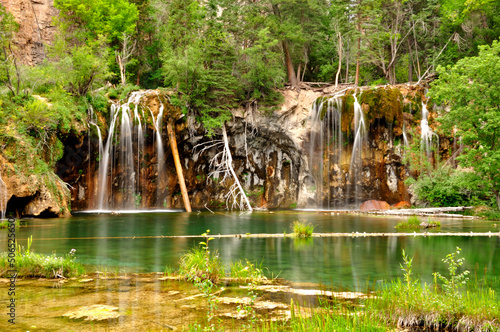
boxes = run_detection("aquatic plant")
[0,236,85,278]
[395,215,421,229]
[229,259,264,280]
[179,230,224,284]
[370,248,499,331]
[291,220,315,238]
[396,216,441,230]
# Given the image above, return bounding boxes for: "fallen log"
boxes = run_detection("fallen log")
[364,206,474,217]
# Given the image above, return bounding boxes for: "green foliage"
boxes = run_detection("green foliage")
[240,28,285,100]
[291,220,315,238]
[229,259,264,280]
[0,236,85,278]
[371,249,499,331]
[395,215,422,229]
[54,0,138,46]
[179,230,224,284]
[433,247,470,306]
[411,166,492,207]
[430,40,500,208]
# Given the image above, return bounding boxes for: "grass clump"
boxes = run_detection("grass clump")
[229,259,264,280]
[370,248,500,331]
[291,220,315,238]
[179,230,224,284]
[0,236,85,278]
[395,216,441,229]
[395,215,421,229]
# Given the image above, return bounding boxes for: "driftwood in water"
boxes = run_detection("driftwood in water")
[365,206,474,217]
[167,120,192,212]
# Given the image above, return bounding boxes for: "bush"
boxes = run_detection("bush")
[410,166,492,207]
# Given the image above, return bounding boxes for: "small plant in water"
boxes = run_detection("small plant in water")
[291,220,315,238]
[395,215,421,229]
[179,230,224,328]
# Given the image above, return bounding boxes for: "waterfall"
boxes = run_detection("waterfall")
[420,101,439,158]
[0,170,7,220]
[94,91,166,211]
[150,103,165,207]
[309,93,344,208]
[347,93,367,207]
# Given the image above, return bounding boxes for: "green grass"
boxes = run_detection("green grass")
[178,246,224,283]
[395,216,440,229]
[291,220,315,238]
[478,209,500,221]
[368,249,500,331]
[0,219,20,228]
[0,236,85,278]
[179,231,224,284]
[229,259,264,279]
[395,215,421,229]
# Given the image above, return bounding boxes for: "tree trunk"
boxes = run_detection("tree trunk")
[167,121,192,212]
[335,32,342,87]
[222,126,253,212]
[272,4,298,87]
[283,40,298,87]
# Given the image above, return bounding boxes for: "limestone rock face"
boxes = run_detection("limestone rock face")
[0,0,57,65]
[0,155,70,218]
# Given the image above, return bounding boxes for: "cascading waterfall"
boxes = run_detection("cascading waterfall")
[150,104,165,207]
[94,91,166,211]
[420,101,439,158]
[0,170,7,220]
[309,93,344,208]
[346,93,367,206]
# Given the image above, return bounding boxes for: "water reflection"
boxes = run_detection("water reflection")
[0,212,498,290]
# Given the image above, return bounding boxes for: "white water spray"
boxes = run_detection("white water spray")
[94,91,167,211]
[420,101,439,157]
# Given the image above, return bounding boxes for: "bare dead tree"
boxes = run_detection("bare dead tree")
[195,125,253,211]
[115,32,136,85]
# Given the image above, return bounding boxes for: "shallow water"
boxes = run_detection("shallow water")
[1,211,499,290]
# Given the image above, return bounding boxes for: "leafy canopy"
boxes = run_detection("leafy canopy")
[429,39,500,208]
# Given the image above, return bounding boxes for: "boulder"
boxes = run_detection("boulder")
[359,200,390,211]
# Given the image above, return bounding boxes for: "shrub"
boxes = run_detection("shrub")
[410,166,493,207]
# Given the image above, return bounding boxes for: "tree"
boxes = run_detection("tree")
[54,0,139,85]
[429,40,500,208]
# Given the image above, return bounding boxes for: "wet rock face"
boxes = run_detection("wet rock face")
[0,155,70,218]
[0,0,57,65]
[57,85,454,212]
[305,85,454,208]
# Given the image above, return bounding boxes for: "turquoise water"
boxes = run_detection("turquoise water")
[1,211,499,290]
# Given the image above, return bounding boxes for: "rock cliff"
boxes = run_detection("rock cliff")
[0,0,57,65]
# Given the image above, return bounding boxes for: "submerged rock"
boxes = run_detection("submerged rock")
[63,304,120,321]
